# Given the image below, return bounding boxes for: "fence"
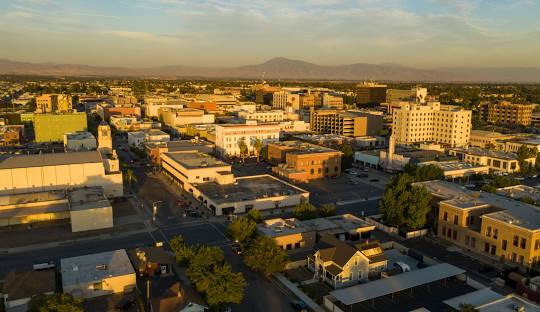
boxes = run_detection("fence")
[365,215,428,239]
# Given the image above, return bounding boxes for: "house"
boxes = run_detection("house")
[151,276,208,312]
[129,247,175,277]
[355,241,388,277]
[308,235,386,288]
[2,270,56,312]
[61,249,136,300]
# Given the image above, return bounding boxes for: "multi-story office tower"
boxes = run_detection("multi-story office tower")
[392,102,471,147]
[36,94,72,113]
[272,91,301,110]
[355,82,387,105]
[309,108,383,137]
[215,121,280,157]
[386,86,427,104]
[321,94,344,109]
[479,102,533,126]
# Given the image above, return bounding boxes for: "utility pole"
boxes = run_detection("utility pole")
[146,279,151,312]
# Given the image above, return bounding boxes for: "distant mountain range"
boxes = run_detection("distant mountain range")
[1,57,540,82]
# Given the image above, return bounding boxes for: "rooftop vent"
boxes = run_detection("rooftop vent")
[96,264,108,270]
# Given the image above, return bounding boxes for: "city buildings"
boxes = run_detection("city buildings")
[309,108,383,137]
[238,109,287,122]
[480,102,534,126]
[355,82,387,105]
[109,115,160,132]
[64,131,97,151]
[268,141,342,182]
[421,161,490,179]
[254,85,281,104]
[127,129,170,147]
[161,151,233,186]
[0,125,22,146]
[144,96,185,118]
[416,180,540,270]
[272,90,301,111]
[448,147,534,173]
[214,121,280,157]
[158,108,215,127]
[469,130,514,148]
[97,122,113,151]
[391,102,471,147]
[61,249,136,300]
[144,139,214,165]
[34,112,88,142]
[96,103,141,121]
[0,150,123,198]
[386,86,427,103]
[35,94,72,113]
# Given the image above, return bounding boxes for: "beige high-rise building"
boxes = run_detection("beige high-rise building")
[309,108,383,137]
[392,102,471,147]
[36,94,72,113]
[273,91,301,111]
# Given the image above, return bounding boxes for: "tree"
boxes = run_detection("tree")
[339,143,354,170]
[481,176,519,193]
[403,163,444,182]
[318,204,336,217]
[246,209,262,223]
[238,139,248,163]
[123,168,138,187]
[517,145,537,175]
[293,202,317,220]
[253,138,263,163]
[458,303,479,312]
[169,235,194,266]
[243,236,287,277]
[228,217,257,246]
[380,173,432,230]
[187,245,226,286]
[28,294,83,312]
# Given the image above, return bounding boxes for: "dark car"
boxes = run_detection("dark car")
[231,242,242,255]
[291,300,308,312]
[369,178,379,182]
[186,210,202,218]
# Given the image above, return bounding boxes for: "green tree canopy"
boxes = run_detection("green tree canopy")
[197,263,246,308]
[380,173,432,230]
[253,138,263,163]
[481,176,519,193]
[246,209,262,223]
[243,236,287,277]
[169,235,194,266]
[293,202,317,220]
[318,204,337,217]
[339,143,354,170]
[238,139,248,162]
[228,217,257,246]
[28,294,83,312]
[403,163,444,182]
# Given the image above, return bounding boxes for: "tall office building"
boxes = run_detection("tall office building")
[272,91,301,110]
[36,94,72,113]
[392,102,471,147]
[355,82,387,105]
[479,102,533,126]
[309,108,383,137]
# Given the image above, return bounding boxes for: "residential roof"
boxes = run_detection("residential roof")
[2,270,56,301]
[257,218,311,237]
[329,263,465,306]
[0,150,102,169]
[315,235,358,267]
[131,247,174,265]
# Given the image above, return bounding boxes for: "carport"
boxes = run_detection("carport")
[326,263,466,312]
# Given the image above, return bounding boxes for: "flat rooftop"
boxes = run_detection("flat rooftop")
[271,141,339,155]
[195,175,308,205]
[164,152,229,169]
[415,180,540,230]
[0,150,102,169]
[424,161,490,171]
[470,130,510,138]
[61,249,134,285]
[497,185,540,201]
[68,187,111,211]
[65,131,95,140]
[451,147,520,161]
[257,218,311,237]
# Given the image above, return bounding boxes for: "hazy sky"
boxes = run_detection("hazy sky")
[1,0,540,68]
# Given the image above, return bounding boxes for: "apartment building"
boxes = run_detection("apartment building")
[158,108,214,127]
[310,108,383,137]
[214,121,280,157]
[0,126,22,146]
[238,110,286,122]
[144,96,185,117]
[448,147,535,173]
[127,129,170,147]
[392,102,471,147]
[34,113,88,142]
[35,94,72,113]
[268,141,342,182]
[480,102,533,126]
[416,180,540,270]
[356,82,387,105]
[469,130,514,148]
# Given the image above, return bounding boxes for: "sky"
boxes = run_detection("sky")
[1,0,540,68]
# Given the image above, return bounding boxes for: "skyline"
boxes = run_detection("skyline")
[1,0,540,69]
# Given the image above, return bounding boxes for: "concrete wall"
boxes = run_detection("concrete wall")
[65,273,136,300]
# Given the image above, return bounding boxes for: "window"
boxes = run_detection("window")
[521,238,527,249]
[310,169,314,174]
[493,229,498,239]
[535,240,540,251]
[286,244,292,250]
[454,216,459,225]
[486,226,492,237]
[442,226,446,236]
[465,235,470,246]
[471,237,476,248]
[452,230,457,240]
[443,212,448,221]
[294,242,300,249]
[513,235,519,247]
[490,245,496,255]
[502,240,507,251]
[512,253,517,262]
[484,243,490,253]
[519,255,524,265]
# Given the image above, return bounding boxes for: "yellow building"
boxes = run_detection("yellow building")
[310,108,383,137]
[36,94,72,113]
[392,102,471,147]
[34,113,88,142]
[448,147,535,174]
[469,130,514,148]
[416,180,540,270]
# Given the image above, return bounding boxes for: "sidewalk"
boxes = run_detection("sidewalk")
[274,273,326,312]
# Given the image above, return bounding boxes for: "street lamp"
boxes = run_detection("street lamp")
[152,201,162,222]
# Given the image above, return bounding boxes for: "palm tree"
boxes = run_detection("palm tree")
[238,139,248,164]
[124,169,138,188]
[253,138,263,163]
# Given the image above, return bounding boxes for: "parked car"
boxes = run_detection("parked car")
[369,178,379,182]
[231,241,242,255]
[291,300,308,312]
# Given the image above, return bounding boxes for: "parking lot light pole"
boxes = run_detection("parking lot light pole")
[152,201,161,222]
